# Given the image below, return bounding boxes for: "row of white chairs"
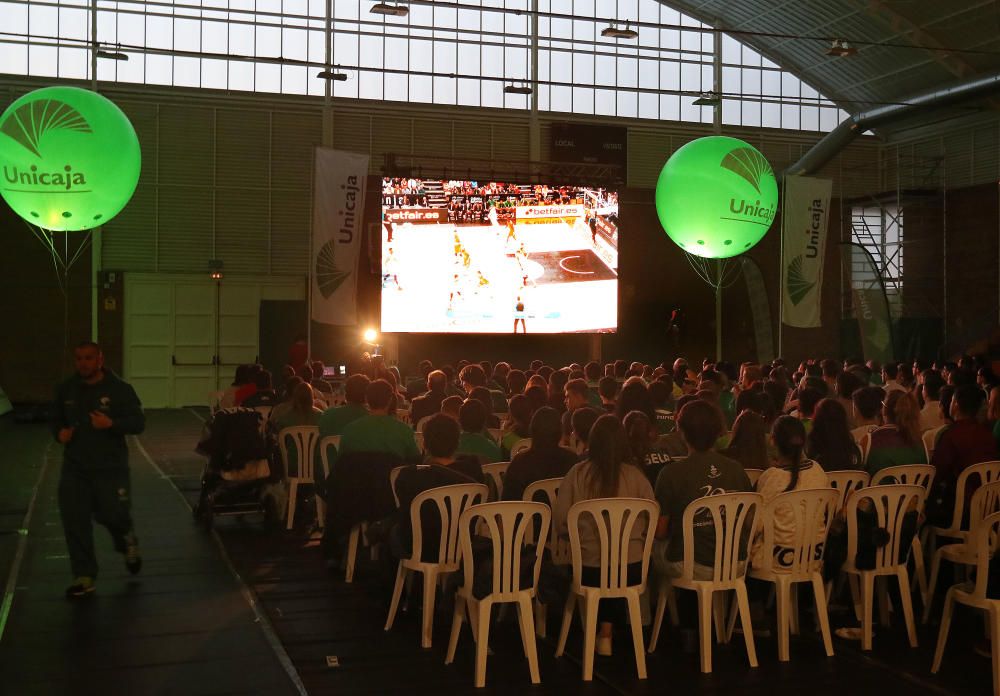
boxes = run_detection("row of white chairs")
[269,427,1000,689]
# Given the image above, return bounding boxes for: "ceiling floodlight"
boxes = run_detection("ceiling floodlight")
[601,24,639,40]
[826,38,858,57]
[317,70,348,81]
[504,83,533,95]
[371,3,408,16]
[692,91,721,106]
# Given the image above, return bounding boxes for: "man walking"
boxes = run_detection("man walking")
[53,342,145,598]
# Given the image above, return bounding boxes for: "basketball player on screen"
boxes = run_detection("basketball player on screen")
[513,296,526,334]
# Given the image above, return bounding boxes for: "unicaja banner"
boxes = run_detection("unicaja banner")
[311,148,368,326]
[781,174,832,328]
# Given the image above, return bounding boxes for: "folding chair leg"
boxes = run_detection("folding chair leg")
[861,572,875,651]
[421,569,439,649]
[345,525,360,583]
[776,578,791,662]
[896,567,918,648]
[923,549,944,624]
[931,589,956,673]
[581,596,598,682]
[445,596,465,665]
[648,584,667,654]
[516,596,541,684]
[811,574,834,657]
[697,588,714,674]
[555,592,576,657]
[474,600,492,688]
[626,592,647,679]
[789,584,801,635]
[385,564,407,631]
[285,480,298,529]
[736,582,758,668]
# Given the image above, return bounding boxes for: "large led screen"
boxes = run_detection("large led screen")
[380,178,618,333]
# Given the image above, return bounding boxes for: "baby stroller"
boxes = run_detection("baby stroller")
[194,407,278,530]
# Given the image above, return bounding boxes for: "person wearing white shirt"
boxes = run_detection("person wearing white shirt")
[882,363,906,394]
[919,369,946,432]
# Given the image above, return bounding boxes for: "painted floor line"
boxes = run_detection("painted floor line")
[0,442,54,644]
[131,434,308,696]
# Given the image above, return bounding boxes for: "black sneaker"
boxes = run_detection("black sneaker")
[65,577,96,599]
[125,534,142,575]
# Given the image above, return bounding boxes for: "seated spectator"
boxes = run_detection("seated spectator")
[807,399,863,471]
[339,379,420,462]
[882,362,906,394]
[404,359,433,398]
[834,371,863,429]
[469,386,502,429]
[506,369,527,397]
[271,382,321,432]
[570,407,601,457]
[441,395,463,421]
[221,364,257,408]
[795,387,823,432]
[242,369,277,408]
[459,363,507,413]
[561,378,591,445]
[656,394,696,458]
[269,376,303,426]
[319,373,370,437]
[501,393,532,457]
[648,379,675,434]
[553,415,655,657]
[920,369,946,432]
[456,398,503,463]
[311,360,334,394]
[548,369,571,413]
[722,409,770,472]
[752,416,829,570]
[926,384,998,526]
[862,391,926,479]
[598,376,619,413]
[616,376,655,423]
[409,369,448,427]
[584,361,602,388]
[654,400,752,580]
[502,407,578,502]
[392,414,485,562]
[624,410,674,486]
[851,386,884,443]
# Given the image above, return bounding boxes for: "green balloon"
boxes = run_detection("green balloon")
[655,136,777,259]
[0,86,140,231]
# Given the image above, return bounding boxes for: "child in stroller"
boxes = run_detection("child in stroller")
[194,407,278,528]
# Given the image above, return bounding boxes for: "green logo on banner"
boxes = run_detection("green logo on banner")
[316,239,351,299]
[0,99,93,157]
[786,254,816,305]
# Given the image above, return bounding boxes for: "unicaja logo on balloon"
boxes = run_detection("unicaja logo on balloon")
[0,86,140,231]
[1,99,93,193]
[721,147,777,227]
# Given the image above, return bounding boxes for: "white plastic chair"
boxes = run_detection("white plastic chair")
[554,498,658,681]
[510,438,532,458]
[743,488,839,661]
[648,492,762,674]
[872,464,935,602]
[923,425,947,463]
[277,426,321,530]
[482,461,510,500]
[927,461,1000,549]
[924,481,1000,623]
[827,470,871,515]
[522,477,568,637]
[385,483,489,648]
[931,511,1000,696]
[318,435,340,482]
[842,484,924,651]
[744,468,764,487]
[389,464,431,507]
[445,501,549,688]
[414,431,424,451]
[415,415,434,432]
[397,409,412,426]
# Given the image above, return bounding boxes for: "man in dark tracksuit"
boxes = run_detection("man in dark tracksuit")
[53,342,146,598]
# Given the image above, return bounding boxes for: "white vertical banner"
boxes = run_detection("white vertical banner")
[311,147,369,326]
[781,174,832,328]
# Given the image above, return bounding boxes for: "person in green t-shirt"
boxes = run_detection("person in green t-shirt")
[339,379,421,462]
[456,398,503,463]
[318,373,370,438]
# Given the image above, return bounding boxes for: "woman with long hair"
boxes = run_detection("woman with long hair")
[751,416,829,570]
[623,410,674,485]
[862,390,927,478]
[552,415,655,657]
[501,393,533,457]
[807,399,863,471]
[272,382,322,431]
[723,410,770,472]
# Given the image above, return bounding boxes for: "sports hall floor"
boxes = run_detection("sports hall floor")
[0,410,992,695]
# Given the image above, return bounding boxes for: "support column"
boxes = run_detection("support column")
[528,0,540,162]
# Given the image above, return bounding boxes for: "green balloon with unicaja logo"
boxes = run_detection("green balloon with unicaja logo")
[655,136,778,259]
[0,86,140,231]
